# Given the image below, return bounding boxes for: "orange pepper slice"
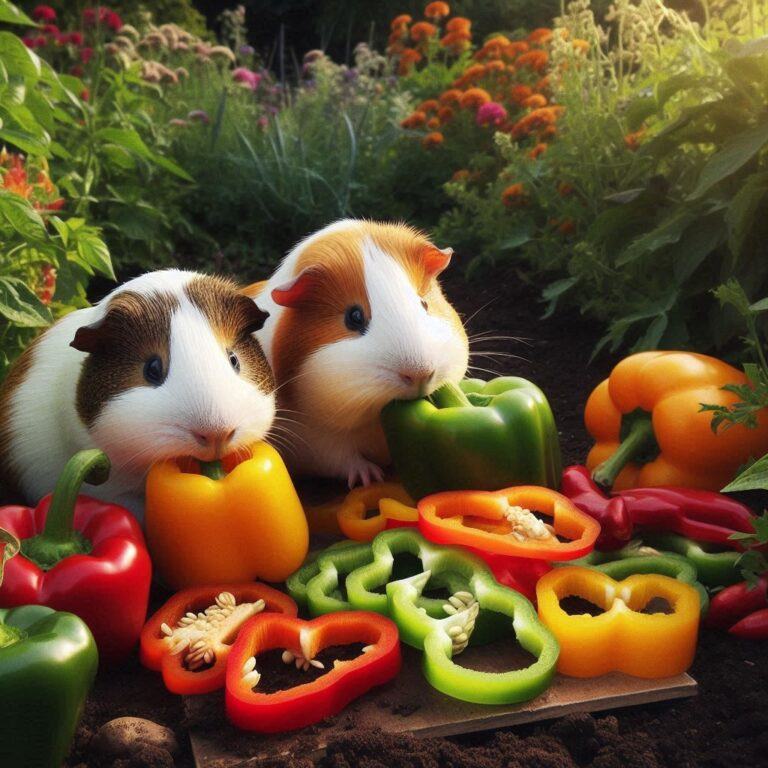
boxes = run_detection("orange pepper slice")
[337,483,416,541]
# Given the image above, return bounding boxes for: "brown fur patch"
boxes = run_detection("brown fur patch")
[0,334,43,501]
[185,275,274,395]
[75,291,178,427]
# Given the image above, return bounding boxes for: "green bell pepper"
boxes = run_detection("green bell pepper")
[0,605,98,768]
[381,377,562,499]
[298,529,559,705]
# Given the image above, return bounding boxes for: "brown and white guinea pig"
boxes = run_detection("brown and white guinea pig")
[246,220,469,487]
[0,270,275,518]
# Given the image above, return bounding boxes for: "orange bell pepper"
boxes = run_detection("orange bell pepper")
[337,483,416,541]
[417,486,599,560]
[585,351,768,491]
[536,566,699,678]
[145,443,309,589]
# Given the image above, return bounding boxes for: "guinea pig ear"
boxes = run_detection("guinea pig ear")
[271,267,323,308]
[236,293,270,335]
[421,245,453,278]
[71,316,111,354]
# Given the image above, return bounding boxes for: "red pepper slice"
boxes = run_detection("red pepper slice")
[707,577,768,629]
[561,464,756,550]
[478,552,552,601]
[418,486,600,561]
[226,611,401,732]
[141,583,297,695]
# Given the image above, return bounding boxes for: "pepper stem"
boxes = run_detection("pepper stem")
[430,380,473,409]
[592,414,657,489]
[20,449,109,570]
[200,460,227,480]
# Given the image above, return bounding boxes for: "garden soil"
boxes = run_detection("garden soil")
[66,268,768,768]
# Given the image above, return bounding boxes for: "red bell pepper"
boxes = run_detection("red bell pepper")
[141,583,298,695]
[707,576,768,639]
[561,465,756,551]
[0,449,151,665]
[418,486,600,561]
[226,611,401,732]
[479,552,552,601]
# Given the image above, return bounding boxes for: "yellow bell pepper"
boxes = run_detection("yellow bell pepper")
[536,566,699,678]
[145,443,309,589]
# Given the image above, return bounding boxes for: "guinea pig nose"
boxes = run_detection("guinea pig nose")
[399,369,435,387]
[193,429,236,448]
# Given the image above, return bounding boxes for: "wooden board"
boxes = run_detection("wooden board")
[188,645,697,767]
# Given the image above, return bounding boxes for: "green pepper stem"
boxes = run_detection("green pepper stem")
[200,460,226,480]
[0,623,23,649]
[592,414,656,489]
[21,449,109,570]
[430,380,472,409]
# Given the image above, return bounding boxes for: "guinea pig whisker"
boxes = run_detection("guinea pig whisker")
[466,364,508,379]
[470,350,530,363]
[468,333,532,345]
[461,296,499,328]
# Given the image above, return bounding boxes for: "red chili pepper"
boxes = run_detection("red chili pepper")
[561,465,756,550]
[0,450,151,665]
[560,466,632,549]
[141,583,298,695]
[226,611,401,732]
[730,608,768,639]
[707,577,768,629]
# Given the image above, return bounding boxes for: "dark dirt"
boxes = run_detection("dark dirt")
[66,268,768,768]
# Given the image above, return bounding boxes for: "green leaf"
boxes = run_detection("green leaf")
[542,276,579,319]
[732,35,768,58]
[672,216,725,283]
[0,31,41,80]
[74,231,114,280]
[689,119,768,200]
[624,95,657,131]
[750,298,768,312]
[656,73,704,109]
[725,172,768,258]
[632,313,668,351]
[722,453,768,492]
[616,208,695,266]
[48,215,68,247]
[0,1,35,26]
[498,222,533,252]
[0,191,47,240]
[0,127,49,155]
[0,277,52,327]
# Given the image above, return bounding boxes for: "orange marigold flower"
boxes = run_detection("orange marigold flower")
[504,41,530,59]
[528,28,553,45]
[484,60,505,73]
[424,1,450,20]
[437,106,455,122]
[446,17,471,33]
[391,14,412,31]
[441,31,472,53]
[624,129,645,151]
[411,21,437,42]
[427,116,441,129]
[572,38,589,54]
[401,110,427,128]
[459,87,491,109]
[516,49,549,71]
[439,88,463,105]
[398,47,423,74]
[418,99,440,113]
[422,131,444,148]
[501,183,526,207]
[541,124,557,138]
[528,142,548,159]
[535,75,551,91]
[510,106,558,137]
[557,218,576,235]
[510,84,533,103]
[523,93,547,108]
[463,63,487,81]
[452,169,470,182]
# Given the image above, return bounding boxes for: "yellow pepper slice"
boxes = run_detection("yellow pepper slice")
[145,443,309,589]
[536,566,699,678]
[337,483,416,541]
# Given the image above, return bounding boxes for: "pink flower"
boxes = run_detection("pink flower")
[22,37,36,48]
[42,24,59,35]
[80,46,93,63]
[476,101,508,127]
[233,67,261,91]
[32,5,56,21]
[68,32,84,46]
[106,10,123,31]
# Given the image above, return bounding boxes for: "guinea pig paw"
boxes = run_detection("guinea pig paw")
[346,456,385,489]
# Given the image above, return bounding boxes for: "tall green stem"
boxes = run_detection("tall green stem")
[592,414,657,489]
[430,380,473,409]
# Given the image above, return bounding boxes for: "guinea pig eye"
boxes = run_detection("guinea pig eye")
[344,305,368,334]
[143,355,165,386]
[228,349,240,373]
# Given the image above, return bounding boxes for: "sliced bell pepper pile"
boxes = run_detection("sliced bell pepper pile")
[225,611,401,732]
[0,449,151,665]
[145,442,309,588]
[0,530,98,768]
[537,566,699,678]
[561,464,756,551]
[585,351,768,491]
[337,483,416,541]
[707,576,768,639]
[417,486,600,560]
[382,377,562,499]
[140,583,297,695]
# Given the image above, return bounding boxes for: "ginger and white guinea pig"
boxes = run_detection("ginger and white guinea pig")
[0,270,275,518]
[247,220,469,487]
